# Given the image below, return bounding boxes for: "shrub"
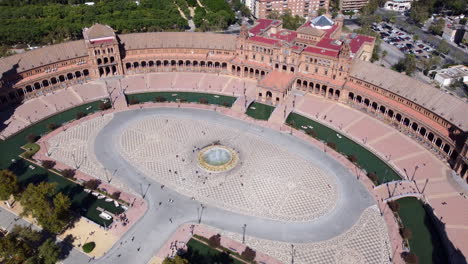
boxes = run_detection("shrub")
[99,102,111,111]
[155,96,167,102]
[400,227,413,240]
[367,172,378,184]
[402,252,419,264]
[47,123,58,131]
[241,246,256,262]
[348,154,358,163]
[129,98,140,105]
[207,234,221,248]
[111,191,121,200]
[84,179,101,190]
[76,111,87,119]
[26,134,38,143]
[305,128,318,138]
[41,160,56,170]
[222,101,229,107]
[61,169,76,179]
[387,201,400,212]
[199,98,208,104]
[326,142,337,150]
[23,151,34,159]
[82,242,96,253]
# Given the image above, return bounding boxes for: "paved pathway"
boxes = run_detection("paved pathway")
[90,107,385,264]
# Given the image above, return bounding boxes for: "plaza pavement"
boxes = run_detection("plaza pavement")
[87,107,390,264]
[2,72,467,262]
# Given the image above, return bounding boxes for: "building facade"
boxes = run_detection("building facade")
[0,17,467,179]
[339,0,369,11]
[255,0,329,19]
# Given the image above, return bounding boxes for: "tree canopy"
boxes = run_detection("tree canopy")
[0,170,19,200]
[0,225,60,264]
[0,0,190,46]
[20,182,72,233]
[267,9,305,30]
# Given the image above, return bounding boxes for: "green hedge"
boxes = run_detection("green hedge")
[82,242,96,253]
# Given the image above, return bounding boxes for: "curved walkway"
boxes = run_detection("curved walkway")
[91,107,385,264]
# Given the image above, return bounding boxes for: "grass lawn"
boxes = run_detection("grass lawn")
[286,112,400,183]
[126,92,237,107]
[182,239,244,264]
[398,197,448,264]
[245,102,275,120]
[0,99,123,227]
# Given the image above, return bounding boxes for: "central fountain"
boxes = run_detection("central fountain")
[198,144,239,173]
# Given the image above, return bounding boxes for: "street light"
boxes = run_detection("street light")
[242,224,247,244]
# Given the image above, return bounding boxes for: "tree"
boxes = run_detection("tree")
[400,227,413,239]
[429,18,445,36]
[409,3,430,24]
[84,179,101,190]
[82,242,95,253]
[47,123,57,131]
[0,231,33,264]
[99,102,111,111]
[76,111,86,119]
[381,50,388,61]
[326,142,337,150]
[38,238,60,264]
[20,182,71,233]
[317,8,326,16]
[460,18,467,25]
[412,34,419,43]
[241,246,256,262]
[266,11,281,20]
[392,54,417,76]
[61,169,76,179]
[402,252,419,264]
[367,172,378,184]
[437,40,450,55]
[163,255,189,264]
[41,160,56,170]
[155,96,167,102]
[348,154,358,163]
[280,10,306,30]
[111,191,121,200]
[26,134,38,143]
[387,201,400,212]
[208,234,221,248]
[199,98,209,104]
[0,170,19,200]
[129,98,140,105]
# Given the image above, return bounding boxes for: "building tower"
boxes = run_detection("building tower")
[83,24,124,78]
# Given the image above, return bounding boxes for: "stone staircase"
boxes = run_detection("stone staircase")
[105,78,128,110]
[231,96,254,113]
[268,94,298,125]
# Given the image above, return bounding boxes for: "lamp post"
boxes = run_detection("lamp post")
[242,224,247,244]
[290,244,295,264]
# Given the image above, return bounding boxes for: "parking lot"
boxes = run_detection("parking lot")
[373,22,436,60]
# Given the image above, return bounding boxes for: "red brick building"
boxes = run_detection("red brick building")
[0,17,467,179]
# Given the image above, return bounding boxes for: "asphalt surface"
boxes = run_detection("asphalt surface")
[90,108,375,264]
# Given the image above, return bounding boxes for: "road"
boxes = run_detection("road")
[376,9,468,64]
[91,108,375,264]
[0,207,90,264]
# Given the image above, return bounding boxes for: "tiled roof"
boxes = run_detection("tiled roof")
[348,34,374,53]
[270,30,297,42]
[0,40,87,76]
[85,24,115,40]
[297,26,325,37]
[259,71,295,92]
[119,32,237,50]
[316,38,341,51]
[350,59,468,130]
[249,19,280,35]
[303,46,339,57]
[249,36,280,46]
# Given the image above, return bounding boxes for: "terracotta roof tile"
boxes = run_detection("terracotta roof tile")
[119,32,237,50]
[350,59,468,129]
